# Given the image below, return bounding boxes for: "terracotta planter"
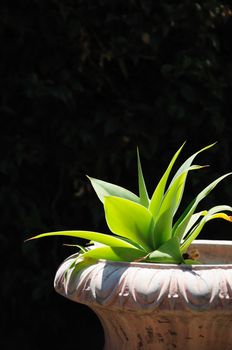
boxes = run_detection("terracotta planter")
[54,240,232,350]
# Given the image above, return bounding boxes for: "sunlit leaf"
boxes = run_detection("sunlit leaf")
[209,213,232,221]
[80,245,146,262]
[169,142,216,187]
[173,173,232,241]
[180,211,207,241]
[26,230,139,249]
[27,143,232,267]
[87,176,140,204]
[152,165,204,249]
[62,243,89,253]
[137,147,150,207]
[180,205,232,253]
[167,143,215,217]
[205,205,232,223]
[146,236,183,263]
[63,255,99,280]
[149,142,185,218]
[104,196,154,251]
[183,259,202,265]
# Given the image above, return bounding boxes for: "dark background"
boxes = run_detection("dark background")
[1,1,232,349]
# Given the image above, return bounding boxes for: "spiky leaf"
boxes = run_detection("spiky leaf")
[152,165,204,249]
[80,245,146,262]
[26,230,139,249]
[169,142,216,188]
[173,173,232,241]
[147,236,184,264]
[137,148,150,207]
[104,196,154,251]
[149,142,185,218]
[87,176,140,204]
[180,205,232,253]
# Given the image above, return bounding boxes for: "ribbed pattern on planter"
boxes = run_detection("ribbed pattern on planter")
[54,240,232,350]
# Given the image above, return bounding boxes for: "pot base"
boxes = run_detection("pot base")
[93,307,232,350]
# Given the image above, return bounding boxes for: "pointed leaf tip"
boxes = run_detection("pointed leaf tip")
[88,176,140,204]
[137,147,150,207]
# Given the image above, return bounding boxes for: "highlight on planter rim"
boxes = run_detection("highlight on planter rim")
[26,142,232,270]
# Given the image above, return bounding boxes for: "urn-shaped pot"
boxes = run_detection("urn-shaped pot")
[54,240,232,350]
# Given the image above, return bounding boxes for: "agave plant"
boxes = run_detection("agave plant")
[28,143,232,269]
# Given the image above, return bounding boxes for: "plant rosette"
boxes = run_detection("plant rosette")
[27,143,232,350]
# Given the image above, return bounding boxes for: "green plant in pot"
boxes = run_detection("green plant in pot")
[28,143,232,350]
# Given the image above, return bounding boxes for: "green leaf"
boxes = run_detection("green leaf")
[62,243,89,252]
[137,147,150,207]
[26,230,139,249]
[180,211,207,240]
[66,255,98,278]
[180,205,232,253]
[173,173,232,241]
[87,176,140,204]
[204,205,232,222]
[147,236,184,264]
[166,143,215,217]
[183,259,202,265]
[152,165,204,249]
[169,142,216,188]
[80,245,146,262]
[149,142,185,218]
[104,196,154,251]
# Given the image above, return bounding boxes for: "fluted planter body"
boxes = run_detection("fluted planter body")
[54,240,232,350]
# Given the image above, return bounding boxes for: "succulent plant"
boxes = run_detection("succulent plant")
[27,143,232,270]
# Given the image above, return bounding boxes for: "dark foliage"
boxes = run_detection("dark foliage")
[1,1,232,348]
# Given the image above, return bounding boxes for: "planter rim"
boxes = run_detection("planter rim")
[54,239,232,313]
[94,239,232,270]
